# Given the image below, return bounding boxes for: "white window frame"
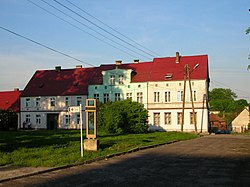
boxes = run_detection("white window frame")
[94,94,99,100]
[177,91,184,102]
[118,75,124,84]
[153,113,160,126]
[35,97,41,107]
[115,93,121,101]
[65,115,71,125]
[126,93,132,100]
[25,98,31,107]
[109,75,115,85]
[104,93,109,103]
[36,114,41,125]
[76,96,82,106]
[190,112,197,124]
[165,91,171,102]
[25,114,31,123]
[137,92,143,103]
[154,92,160,102]
[50,97,56,107]
[164,112,171,125]
[177,112,182,125]
[65,97,70,107]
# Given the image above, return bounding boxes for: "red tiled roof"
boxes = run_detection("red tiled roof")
[210,113,225,122]
[0,90,22,112]
[21,54,208,97]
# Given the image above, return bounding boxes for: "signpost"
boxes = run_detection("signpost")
[68,104,83,157]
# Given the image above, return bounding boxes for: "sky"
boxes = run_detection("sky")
[0,0,249,101]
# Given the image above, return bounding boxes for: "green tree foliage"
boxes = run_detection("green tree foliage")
[209,88,237,112]
[0,110,18,130]
[209,88,249,124]
[97,100,148,134]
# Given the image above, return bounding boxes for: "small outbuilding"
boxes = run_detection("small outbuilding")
[231,107,249,133]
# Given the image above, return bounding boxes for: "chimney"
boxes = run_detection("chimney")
[176,52,180,64]
[133,59,139,64]
[76,65,82,69]
[115,60,122,65]
[55,66,61,72]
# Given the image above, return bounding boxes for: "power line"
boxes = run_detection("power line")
[65,0,161,57]
[52,0,154,59]
[27,0,137,59]
[210,78,250,97]
[39,0,149,59]
[0,25,94,67]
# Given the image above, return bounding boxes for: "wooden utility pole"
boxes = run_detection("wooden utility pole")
[181,64,197,133]
[181,65,187,132]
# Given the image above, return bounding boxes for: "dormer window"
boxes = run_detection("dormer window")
[165,73,173,80]
[118,75,124,84]
[109,75,115,85]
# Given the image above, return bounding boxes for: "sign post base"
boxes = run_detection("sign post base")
[84,139,99,151]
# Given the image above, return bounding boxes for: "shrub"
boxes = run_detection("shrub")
[97,100,148,134]
[0,110,18,130]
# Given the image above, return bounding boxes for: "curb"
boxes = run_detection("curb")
[0,139,180,183]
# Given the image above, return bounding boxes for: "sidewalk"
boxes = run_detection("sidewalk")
[0,165,51,182]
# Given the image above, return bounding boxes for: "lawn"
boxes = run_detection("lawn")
[0,130,199,167]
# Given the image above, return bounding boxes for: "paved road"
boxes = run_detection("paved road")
[1,135,250,187]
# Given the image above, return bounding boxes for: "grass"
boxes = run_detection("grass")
[0,130,199,167]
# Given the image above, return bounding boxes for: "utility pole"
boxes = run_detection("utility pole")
[181,65,187,132]
[181,64,197,133]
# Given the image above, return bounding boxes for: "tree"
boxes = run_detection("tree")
[0,110,18,130]
[209,88,249,124]
[97,100,148,134]
[209,88,237,112]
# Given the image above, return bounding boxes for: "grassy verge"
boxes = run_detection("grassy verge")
[0,130,199,167]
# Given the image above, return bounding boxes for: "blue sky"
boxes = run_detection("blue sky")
[0,0,249,101]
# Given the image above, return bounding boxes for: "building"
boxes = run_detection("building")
[89,53,209,132]
[231,107,250,133]
[210,113,226,132]
[20,53,209,132]
[20,66,101,130]
[0,89,22,128]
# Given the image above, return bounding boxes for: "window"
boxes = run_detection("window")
[177,112,182,125]
[25,114,31,123]
[165,91,171,102]
[35,98,41,107]
[191,90,197,102]
[109,75,115,85]
[153,113,160,126]
[94,94,99,100]
[154,92,160,102]
[77,114,80,124]
[118,75,124,84]
[76,97,82,106]
[137,92,143,103]
[25,98,31,107]
[65,115,70,125]
[164,112,171,125]
[177,91,184,102]
[65,97,70,107]
[126,93,132,100]
[50,97,56,107]
[36,114,41,124]
[104,93,109,103]
[190,112,197,124]
[115,93,121,101]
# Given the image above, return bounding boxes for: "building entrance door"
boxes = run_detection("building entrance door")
[47,114,58,130]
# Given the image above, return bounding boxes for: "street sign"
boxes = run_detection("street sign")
[68,106,80,113]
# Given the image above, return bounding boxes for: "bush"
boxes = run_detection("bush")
[97,100,148,134]
[0,110,18,130]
